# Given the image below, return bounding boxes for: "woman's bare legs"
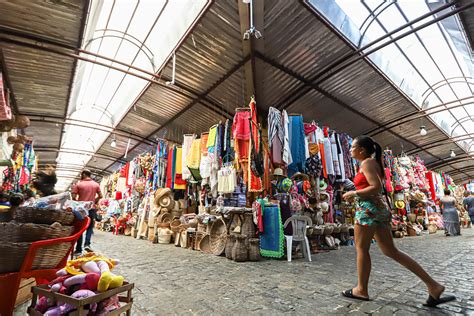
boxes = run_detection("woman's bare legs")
[352,224,377,298]
[374,226,445,298]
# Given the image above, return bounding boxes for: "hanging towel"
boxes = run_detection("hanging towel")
[259,201,284,258]
[187,138,201,169]
[282,110,293,165]
[207,124,218,152]
[288,114,306,177]
[166,147,174,189]
[182,135,194,180]
[201,133,209,155]
[174,147,186,190]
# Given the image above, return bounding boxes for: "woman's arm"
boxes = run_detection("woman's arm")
[343,159,382,200]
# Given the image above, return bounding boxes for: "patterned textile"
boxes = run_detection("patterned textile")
[355,196,391,227]
[259,201,284,258]
[182,134,195,180]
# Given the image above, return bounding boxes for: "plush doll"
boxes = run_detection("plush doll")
[43,290,97,316]
[64,254,124,292]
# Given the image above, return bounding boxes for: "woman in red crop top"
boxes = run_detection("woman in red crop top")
[341,136,454,307]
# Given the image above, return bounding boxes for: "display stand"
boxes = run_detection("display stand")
[27,282,134,316]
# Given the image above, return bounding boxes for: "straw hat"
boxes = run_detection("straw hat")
[394,200,406,209]
[272,168,285,178]
[291,172,310,181]
[154,188,175,209]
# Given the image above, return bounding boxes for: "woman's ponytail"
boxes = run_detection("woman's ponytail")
[374,142,384,177]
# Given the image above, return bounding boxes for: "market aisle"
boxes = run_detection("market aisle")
[85,228,474,315]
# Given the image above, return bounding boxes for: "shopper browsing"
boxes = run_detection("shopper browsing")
[462,191,474,225]
[341,135,455,307]
[73,169,103,255]
[440,189,461,236]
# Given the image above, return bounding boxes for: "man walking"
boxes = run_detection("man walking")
[463,191,474,226]
[73,169,102,255]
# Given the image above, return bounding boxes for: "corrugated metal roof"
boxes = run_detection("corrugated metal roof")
[0,0,84,46]
[2,0,473,182]
[1,44,74,116]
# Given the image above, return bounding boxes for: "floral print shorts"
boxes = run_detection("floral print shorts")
[355,195,392,227]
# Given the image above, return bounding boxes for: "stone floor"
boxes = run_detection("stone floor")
[16,227,474,315]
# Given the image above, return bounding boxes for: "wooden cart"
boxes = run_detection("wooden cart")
[27,282,134,316]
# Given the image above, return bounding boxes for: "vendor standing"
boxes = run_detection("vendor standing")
[462,191,474,224]
[73,169,102,255]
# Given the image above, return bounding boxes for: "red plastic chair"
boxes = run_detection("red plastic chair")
[0,217,90,316]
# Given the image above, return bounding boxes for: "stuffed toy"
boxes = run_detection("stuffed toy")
[64,254,124,292]
[43,290,97,316]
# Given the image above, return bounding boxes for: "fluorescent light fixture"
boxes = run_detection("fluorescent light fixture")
[55,0,209,188]
[419,126,427,136]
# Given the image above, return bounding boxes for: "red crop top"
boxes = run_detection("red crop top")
[354,171,370,190]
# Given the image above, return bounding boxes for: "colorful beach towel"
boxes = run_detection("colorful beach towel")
[259,201,284,258]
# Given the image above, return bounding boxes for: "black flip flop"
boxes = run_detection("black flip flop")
[423,294,456,307]
[341,289,370,301]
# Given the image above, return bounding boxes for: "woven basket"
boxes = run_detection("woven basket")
[241,213,256,237]
[247,238,261,261]
[13,207,75,226]
[170,219,181,233]
[407,225,417,237]
[407,213,416,223]
[225,235,235,260]
[340,224,350,233]
[332,225,342,234]
[197,223,208,233]
[199,235,212,254]
[428,224,438,234]
[157,213,172,224]
[210,218,227,256]
[0,222,74,242]
[157,222,171,229]
[0,242,71,274]
[323,226,334,236]
[194,232,206,251]
[232,235,248,262]
[312,226,324,236]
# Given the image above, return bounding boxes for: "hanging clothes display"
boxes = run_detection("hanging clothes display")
[287,114,306,177]
[182,134,195,180]
[268,107,284,165]
[248,98,263,192]
[174,147,186,190]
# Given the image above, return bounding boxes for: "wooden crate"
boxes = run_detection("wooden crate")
[15,278,36,306]
[27,282,134,316]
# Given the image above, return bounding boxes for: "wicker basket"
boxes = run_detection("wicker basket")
[312,226,324,236]
[340,224,350,233]
[247,238,260,261]
[232,235,248,262]
[157,222,171,229]
[0,222,74,242]
[323,226,334,236]
[170,219,181,233]
[157,213,172,224]
[428,224,438,234]
[241,213,256,237]
[0,242,71,274]
[198,234,212,254]
[210,218,227,256]
[225,234,235,260]
[406,225,417,237]
[332,225,342,234]
[13,207,75,226]
[194,232,206,251]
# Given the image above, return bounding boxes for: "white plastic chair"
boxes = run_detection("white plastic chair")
[284,215,313,262]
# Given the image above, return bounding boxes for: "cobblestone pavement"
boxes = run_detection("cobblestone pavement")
[16,227,474,315]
